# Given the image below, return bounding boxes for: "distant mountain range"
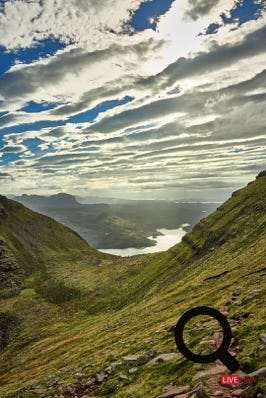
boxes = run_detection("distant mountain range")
[12,193,218,249]
[14,192,83,209]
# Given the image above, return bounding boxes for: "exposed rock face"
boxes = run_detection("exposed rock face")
[0,208,8,220]
[0,236,22,297]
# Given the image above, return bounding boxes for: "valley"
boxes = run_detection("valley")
[13,194,218,250]
[0,173,265,398]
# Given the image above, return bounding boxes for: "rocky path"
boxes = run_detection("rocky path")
[13,291,265,398]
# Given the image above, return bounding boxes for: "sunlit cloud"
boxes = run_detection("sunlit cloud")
[0,0,265,199]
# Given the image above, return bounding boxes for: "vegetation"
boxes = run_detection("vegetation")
[0,174,265,397]
[14,194,217,249]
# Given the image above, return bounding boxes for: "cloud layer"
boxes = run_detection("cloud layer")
[0,0,265,200]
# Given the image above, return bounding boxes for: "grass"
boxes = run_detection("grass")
[0,174,265,397]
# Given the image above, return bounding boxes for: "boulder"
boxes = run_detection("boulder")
[248,367,266,377]
[259,333,266,343]
[147,352,178,365]
[95,372,107,383]
[122,354,149,364]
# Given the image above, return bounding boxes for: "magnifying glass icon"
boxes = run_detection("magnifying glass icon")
[174,306,240,372]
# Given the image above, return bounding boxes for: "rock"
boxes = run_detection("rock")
[229,320,240,330]
[157,385,190,398]
[168,325,176,333]
[85,378,96,387]
[199,339,215,346]
[219,305,229,315]
[66,386,75,393]
[192,364,227,380]
[47,378,59,387]
[213,391,224,397]
[214,331,223,348]
[95,372,107,383]
[189,327,205,335]
[119,374,129,380]
[189,383,208,398]
[82,364,92,371]
[110,361,123,369]
[147,352,178,365]
[136,354,150,364]
[173,395,189,398]
[75,372,86,380]
[105,366,114,375]
[147,348,157,357]
[232,389,246,397]
[128,367,138,374]
[122,354,149,364]
[256,394,263,398]
[248,367,266,377]
[144,337,152,343]
[259,333,266,343]
[249,289,261,296]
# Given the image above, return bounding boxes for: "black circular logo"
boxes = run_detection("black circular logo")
[174,306,240,371]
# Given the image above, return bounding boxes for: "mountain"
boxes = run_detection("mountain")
[0,195,111,300]
[13,193,218,249]
[13,193,83,210]
[12,193,158,249]
[0,173,265,398]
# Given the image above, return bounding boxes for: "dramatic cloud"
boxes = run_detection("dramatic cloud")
[0,0,144,50]
[0,0,265,199]
[185,0,222,20]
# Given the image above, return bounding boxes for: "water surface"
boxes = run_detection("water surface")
[99,227,187,257]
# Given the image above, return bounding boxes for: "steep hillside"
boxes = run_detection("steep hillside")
[0,194,115,310]
[0,174,265,398]
[13,193,158,249]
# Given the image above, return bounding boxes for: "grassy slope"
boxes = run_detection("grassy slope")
[0,175,265,397]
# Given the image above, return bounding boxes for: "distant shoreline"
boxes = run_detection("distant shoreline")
[99,227,187,257]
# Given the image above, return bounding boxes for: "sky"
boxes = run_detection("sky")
[0,0,265,201]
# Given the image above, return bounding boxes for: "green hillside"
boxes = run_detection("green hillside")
[0,173,265,398]
[12,194,159,249]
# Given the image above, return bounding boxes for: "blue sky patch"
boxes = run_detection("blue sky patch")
[130,0,175,31]
[22,137,46,155]
[0,38,65,76]
[68,96,134,124]
[0,120,66,145]
[0,96,134,156]
[205,23,221,35]
[1,152,21,164]
[204,0,265,35]
[0,111,8,118]
[21,101,60,113]
[222,0,265,26]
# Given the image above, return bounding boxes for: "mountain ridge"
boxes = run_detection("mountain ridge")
[12,193,218,250]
